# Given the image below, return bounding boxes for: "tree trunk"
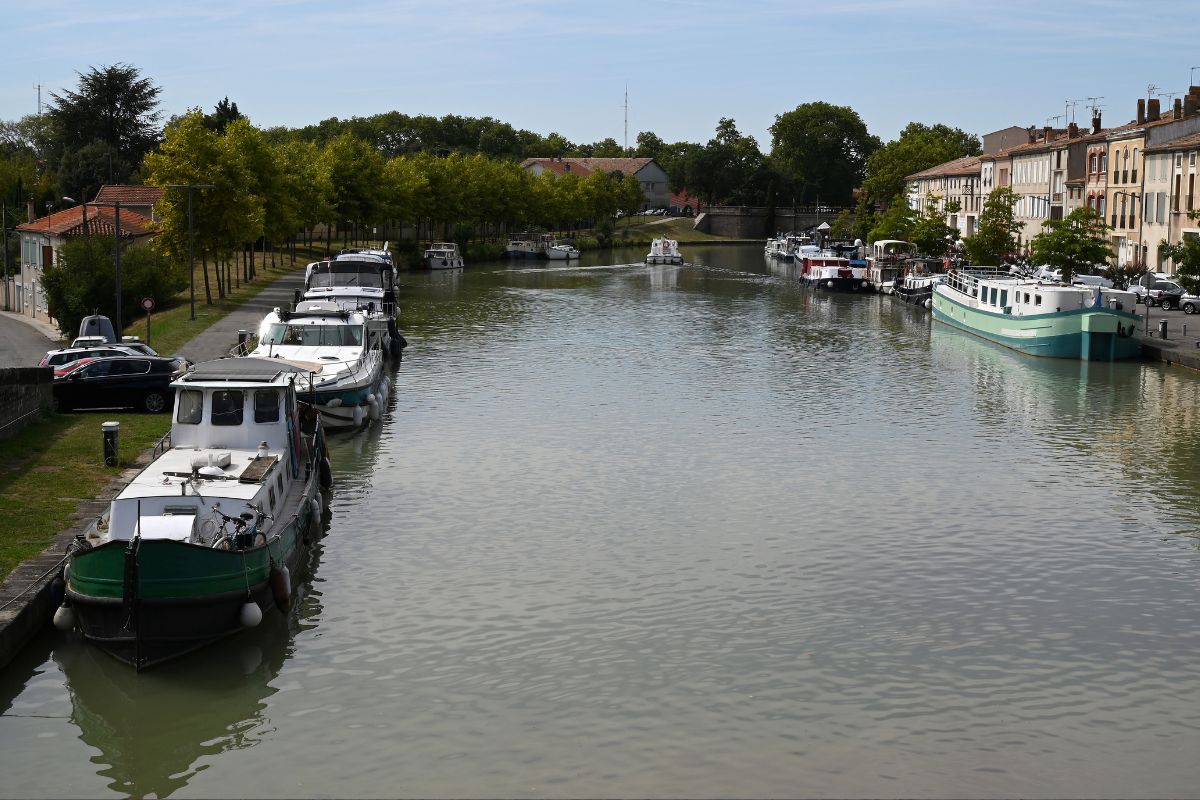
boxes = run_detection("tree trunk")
[214,252,225,299]
[202,251,212,305]
[325,222,332,255]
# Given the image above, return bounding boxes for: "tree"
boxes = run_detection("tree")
[868,200,917,243]
[863,122,981,206]
[45,64,162,178]
[907,193,961,256]
[1160,211,1200,294]
[634,131,665,160]
[962,187,1021,265]
[769,102,880,204]
[57,140,128,205]
[202,97,244,134]
[1029,207,1112,284]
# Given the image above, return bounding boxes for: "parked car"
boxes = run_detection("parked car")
[41,344,145,373]
[1133,279,1185,309]
[1180,294,1200,314]
[52,356,187,412]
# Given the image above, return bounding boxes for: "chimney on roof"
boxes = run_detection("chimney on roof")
[1068,122,1079,139]
[1174,98,1183,120]
[1028,126,1037,144]
[1092,110,1102,134]
[1042,125,1052,142]
[1137,98,1146,125]
[1148,98,1161,122]
[1186,94,1199,120]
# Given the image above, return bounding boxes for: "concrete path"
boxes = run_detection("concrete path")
[0,311,62,367]
[177,268,306,363]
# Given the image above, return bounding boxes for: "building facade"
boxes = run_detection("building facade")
[521,157,670,210]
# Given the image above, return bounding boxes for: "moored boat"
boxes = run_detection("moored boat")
[301,253,404,358]
[425,242,464,270]
[866,240,915,294]
[893,256,949,308]
[249,301,388,430]
[60,357,330,670]
[646,237,683,265]
[505,235,539,258]
[799,253,870,292]
[932,267,1142,360]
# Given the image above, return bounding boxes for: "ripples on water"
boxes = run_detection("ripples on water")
[2,245,1200,798]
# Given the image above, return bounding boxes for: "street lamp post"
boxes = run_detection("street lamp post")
[163,183,216,321]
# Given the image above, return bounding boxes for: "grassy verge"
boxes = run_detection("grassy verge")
[0,412,169,579]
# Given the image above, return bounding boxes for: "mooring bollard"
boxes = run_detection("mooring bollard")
[102,421,120,467]
[1159,319,1168,340]
[237,330,249,351]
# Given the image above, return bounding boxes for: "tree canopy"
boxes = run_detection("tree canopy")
[963,187,1021,265]
[862,122,981,206]
[1030,207,1112,283]
[769,102,880,204]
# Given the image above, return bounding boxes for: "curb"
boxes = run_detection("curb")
[1140,337,1200,371]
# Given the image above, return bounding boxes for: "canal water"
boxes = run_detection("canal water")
[2,243,1200,798]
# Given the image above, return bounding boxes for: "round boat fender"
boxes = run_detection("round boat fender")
[368,393,380,421]
[826,280,835,289]
[352,404,365,427]
[269,565,292,612]
[53,601,76,631]
[319,457,333,489]
[924,298,933,310]
[240,601,263,628]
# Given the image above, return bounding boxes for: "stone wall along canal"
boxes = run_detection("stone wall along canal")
[2,244,1200,797]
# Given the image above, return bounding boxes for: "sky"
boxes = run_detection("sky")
[2,0,1199,150]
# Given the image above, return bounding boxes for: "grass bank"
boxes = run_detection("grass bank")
[0,413,169,579]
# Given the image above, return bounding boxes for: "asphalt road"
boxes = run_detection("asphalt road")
[0,313,57,368]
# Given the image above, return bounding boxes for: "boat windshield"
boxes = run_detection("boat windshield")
[308,264,383,289]
[260,323,363,347]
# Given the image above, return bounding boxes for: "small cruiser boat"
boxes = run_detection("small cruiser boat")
[893,257,949,308]
[545,241,580,260]
[250,300,388,430]
[646,237,683,265]
[300,253,404,358]
[505,235,540,258]
[932,267,1142,360]
[866,240,914,294]
[425,242,464,270]
[59,357,330,670]
[799,252,870,291]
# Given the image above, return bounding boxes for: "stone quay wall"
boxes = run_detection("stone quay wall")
[0,367,53,440]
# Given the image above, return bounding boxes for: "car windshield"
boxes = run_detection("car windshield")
[308,264,383,289]
[260,323,363,347]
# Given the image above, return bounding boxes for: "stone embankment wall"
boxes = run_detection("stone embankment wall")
[696,206,850,238]
[0,367,53,440]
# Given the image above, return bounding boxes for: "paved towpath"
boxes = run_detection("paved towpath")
[176,268,307,363]
[0,311,62,368]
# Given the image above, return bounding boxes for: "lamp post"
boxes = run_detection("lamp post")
[162,183,215,320]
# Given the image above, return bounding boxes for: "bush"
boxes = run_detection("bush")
[42,239,185,337]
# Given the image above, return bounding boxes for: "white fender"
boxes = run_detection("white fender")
[53,604,76,631]
[240,601,262,628]
[352,404,364,427]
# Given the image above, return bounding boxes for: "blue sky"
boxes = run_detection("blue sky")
[3,0,1198,150]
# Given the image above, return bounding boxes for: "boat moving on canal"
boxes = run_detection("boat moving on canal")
[646,237,684,265]
[932,267,1142,360]
[249,301,389,430]
[425,241,465,270]
[59,357,331,671]
[301,252,404,358]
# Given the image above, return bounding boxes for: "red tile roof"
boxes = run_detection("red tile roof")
[93,184,165,207]
[521,157,659,178]
[16,205,155,238]
[906,156,981,180]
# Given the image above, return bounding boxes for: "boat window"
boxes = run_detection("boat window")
[254,390,280,423]
[990,288,998,305]
[1035,294,1042,306]
[308,264,383,289]
[1000,290,1008,309]
[176,390,203,424]
[260,324,363,347]
[211,390,244,426]
[1024,293,1031,303]
[269,486,277,509]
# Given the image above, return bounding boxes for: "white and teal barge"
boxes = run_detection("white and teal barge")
[250,301,389,430]
[932,268,1142,361]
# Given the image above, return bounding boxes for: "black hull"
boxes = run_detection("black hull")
[804,276,869,292]
[66,581,277,670]
[894,286,934,306]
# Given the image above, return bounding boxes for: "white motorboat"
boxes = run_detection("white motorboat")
[505,236,539,258]
[301,253,404,358]
[425,242,464,270]
[646,237,683,265]
[866,240,915,294]
[250,300,388,430]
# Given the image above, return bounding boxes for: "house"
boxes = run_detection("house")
[1143,130,1200,273]
[10,202,155,323]
[904,155,982,238]
[521,157,670,210]
[94,184,166,222]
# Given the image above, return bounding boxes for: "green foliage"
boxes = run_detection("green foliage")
[202,97,243,135]
[769,102,880,204]
[635,131,666,159]
[41,238,184,337]
[868,200,917,244]
[829,209,856,240]
[1029,207,1112,283]
[963,187,1021,265]
[1160,215,1200,294]
[45,64,162,181]
[851,197,876,242]
[863,122,981,205]
[908,194,961,256]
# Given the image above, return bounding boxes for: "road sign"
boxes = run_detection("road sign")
[141,297,155,312]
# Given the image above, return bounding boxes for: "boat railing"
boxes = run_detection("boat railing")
[943,266,1010,298]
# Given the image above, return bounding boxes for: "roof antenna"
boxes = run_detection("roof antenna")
[623,83,629,156]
